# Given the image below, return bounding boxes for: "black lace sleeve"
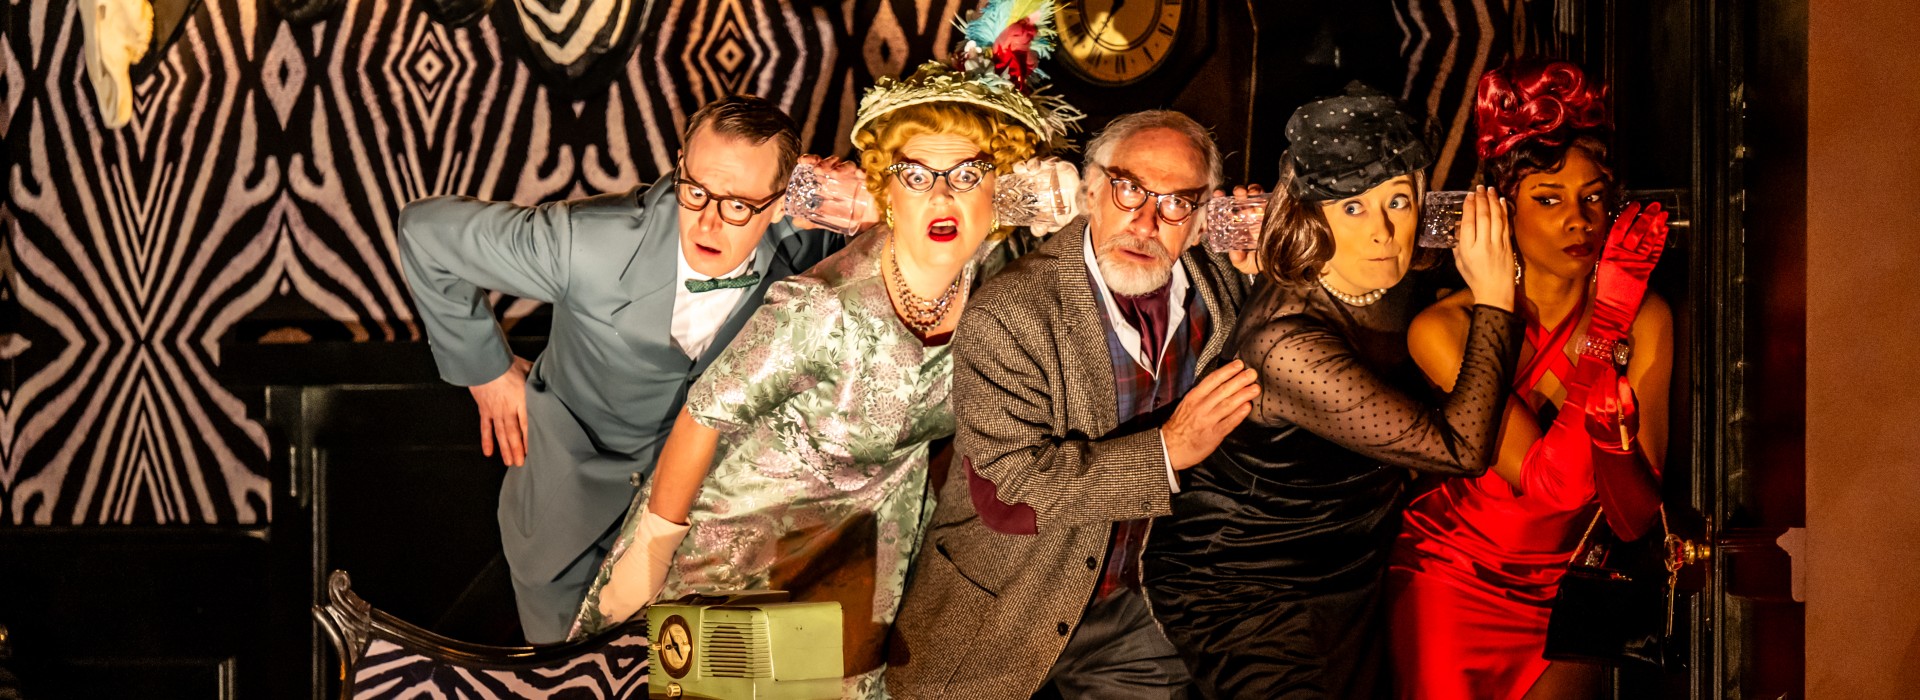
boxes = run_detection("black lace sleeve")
[1237,303,1523,475]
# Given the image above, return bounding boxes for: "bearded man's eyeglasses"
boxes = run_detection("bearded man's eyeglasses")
[1106,176,1203,225]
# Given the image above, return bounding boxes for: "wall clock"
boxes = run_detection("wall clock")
[1056,0,1187,86]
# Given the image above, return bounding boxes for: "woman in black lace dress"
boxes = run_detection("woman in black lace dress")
[1142,85,1526,699]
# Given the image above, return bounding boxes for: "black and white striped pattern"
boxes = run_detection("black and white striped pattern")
[1393,0,1516,188]
[0,0,941,525]
[350,635,649,698]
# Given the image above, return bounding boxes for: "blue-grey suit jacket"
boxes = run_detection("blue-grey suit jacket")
[398,176,840,582]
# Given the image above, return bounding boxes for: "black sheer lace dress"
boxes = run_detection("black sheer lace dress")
[1143,277,1522,699]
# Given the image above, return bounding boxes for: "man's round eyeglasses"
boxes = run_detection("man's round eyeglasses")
[675,165,786,226]
[886,160,996,193]
[1107,176,1201,224]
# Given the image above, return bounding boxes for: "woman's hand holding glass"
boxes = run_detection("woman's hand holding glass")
[1452,186,1515,312]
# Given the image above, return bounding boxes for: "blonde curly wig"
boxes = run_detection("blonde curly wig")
[851,101,1044,228]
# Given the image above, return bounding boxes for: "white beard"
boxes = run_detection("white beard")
[1097,253,1175,296]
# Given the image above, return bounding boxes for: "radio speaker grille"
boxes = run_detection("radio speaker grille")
[699,617,774,678]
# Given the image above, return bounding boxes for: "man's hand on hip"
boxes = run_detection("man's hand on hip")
[1162,359,1261,471]
[470,356,533,467]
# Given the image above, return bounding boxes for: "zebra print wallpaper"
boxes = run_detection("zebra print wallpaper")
[1,0,1522,526]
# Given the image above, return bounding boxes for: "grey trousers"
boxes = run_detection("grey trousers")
[510,527,616,643]
[1034,590,1192,700]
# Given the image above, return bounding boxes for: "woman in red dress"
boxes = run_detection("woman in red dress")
[1385,59,1672,699]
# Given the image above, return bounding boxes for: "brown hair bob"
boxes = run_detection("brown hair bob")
[1257,156,1430,289]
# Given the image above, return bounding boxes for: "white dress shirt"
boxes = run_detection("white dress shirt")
[1082,233,1188,492]
[670,245,755,360]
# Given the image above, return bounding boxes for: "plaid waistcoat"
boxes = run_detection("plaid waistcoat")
[1085,266,1212,598]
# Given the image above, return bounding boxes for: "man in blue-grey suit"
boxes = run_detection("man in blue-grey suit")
[398,95,844,641]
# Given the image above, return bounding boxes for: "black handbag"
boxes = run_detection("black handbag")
[1543,507,1702,668]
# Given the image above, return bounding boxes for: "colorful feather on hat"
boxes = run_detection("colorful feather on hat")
[853,0,1081,151]
[959,0,1056,94]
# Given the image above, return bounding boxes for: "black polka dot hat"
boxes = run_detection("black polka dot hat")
[1284,81,1434,202]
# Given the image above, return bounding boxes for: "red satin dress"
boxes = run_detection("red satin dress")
[1386,306,1609,700]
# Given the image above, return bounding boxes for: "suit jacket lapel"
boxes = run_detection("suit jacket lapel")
[611,177,692,368]
[1183,251,1240,370]
[1053,220,1121,435]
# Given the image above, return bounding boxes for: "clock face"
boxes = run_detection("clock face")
[657,615,695,679]
[1057,0,1183,86]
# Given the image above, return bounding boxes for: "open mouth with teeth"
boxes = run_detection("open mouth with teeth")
[927,217,959,243]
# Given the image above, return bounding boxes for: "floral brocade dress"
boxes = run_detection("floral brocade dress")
[571,228,979,699]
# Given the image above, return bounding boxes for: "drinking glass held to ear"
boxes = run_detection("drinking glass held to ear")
[783,159,876,236]
[1201,194,1268,253]
[1416,190,1471,248]
[993,158,1080,233]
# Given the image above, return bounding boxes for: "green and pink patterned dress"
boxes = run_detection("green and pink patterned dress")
[572,228,988,699]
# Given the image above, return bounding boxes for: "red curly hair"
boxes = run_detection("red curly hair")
[1474,58,1610,160]
[1474,58,1614,197]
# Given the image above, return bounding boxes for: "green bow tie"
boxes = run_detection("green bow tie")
[685,272,761,293]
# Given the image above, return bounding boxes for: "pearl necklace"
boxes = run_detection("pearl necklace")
[1319,275,1387,307]
[887,236,962,334]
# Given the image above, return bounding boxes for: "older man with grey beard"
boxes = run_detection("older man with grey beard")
[885,110,1259,699]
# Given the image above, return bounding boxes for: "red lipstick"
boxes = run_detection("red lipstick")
[927,216,959,243]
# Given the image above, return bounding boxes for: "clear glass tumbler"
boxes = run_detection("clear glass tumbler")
[993,159,1079,232]
[1202,195,1267,253]
[1418,190,1471,248]
[784,160,876,236]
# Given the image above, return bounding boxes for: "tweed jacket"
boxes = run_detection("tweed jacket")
[885,219,1246,698]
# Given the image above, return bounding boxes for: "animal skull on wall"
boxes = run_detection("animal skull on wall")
[513,0,633,67]
[79,0,154,129]
[491,0,650,95]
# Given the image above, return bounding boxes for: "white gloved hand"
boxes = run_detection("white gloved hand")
[597,510,692,624]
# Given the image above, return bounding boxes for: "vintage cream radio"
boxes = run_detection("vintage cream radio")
[646,591,843,700]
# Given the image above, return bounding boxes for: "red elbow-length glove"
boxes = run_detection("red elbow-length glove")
[1515,202,1668,539]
